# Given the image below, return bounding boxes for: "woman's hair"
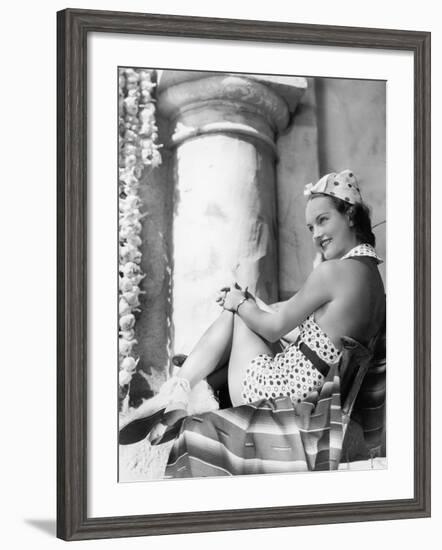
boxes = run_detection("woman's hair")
[310,194,376,246]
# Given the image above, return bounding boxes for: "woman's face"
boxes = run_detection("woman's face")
[305,196,357,260]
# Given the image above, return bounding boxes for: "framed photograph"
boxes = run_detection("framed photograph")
[57,8,431,541]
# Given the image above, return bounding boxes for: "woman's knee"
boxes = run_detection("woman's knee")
[232,313,270,350]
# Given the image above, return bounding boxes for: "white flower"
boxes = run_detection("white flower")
[121,356,138,372]
[140,103,155,118]
[123,289,142,306]
[120,243,142,264]
[125,69,139,84]
[119,277,134,292]
[124,96,139,116]
[119,314,135,331]
[119,167,138,186]
[119,329,135,341]
[119,338,137,356]
[119,369,132,386]
[124,129,138,143]
[124,154,137,169]
[119,298,131,316]
[123,143,137,156]
[120,209,143,224]
[121,261,141,277]
[119,195,140,211]
[126,234,142,247]
[119,221,142,238]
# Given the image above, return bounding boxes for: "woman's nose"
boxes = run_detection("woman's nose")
[312,226,322,241]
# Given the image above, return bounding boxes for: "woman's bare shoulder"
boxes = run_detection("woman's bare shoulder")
[314,258,372,287]
[312,259,343,278]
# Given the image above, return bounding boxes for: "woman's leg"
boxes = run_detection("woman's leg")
[227,315,274,406]
[177,309,235,388]
[120,310,274,442]
[121,310,235,428]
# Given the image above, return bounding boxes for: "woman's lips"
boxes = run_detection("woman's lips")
[320,238,332,250]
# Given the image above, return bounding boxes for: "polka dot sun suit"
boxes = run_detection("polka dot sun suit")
[241,314,341,405]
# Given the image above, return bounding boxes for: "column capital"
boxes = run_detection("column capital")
[157,71,307,151]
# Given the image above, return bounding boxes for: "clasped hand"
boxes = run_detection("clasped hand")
[216,282,250,312]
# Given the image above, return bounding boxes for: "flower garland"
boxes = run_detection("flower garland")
[118,68,162,406]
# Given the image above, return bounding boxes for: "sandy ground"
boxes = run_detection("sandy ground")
[119,439,175,482]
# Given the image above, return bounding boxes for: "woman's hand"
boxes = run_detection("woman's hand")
[222,288,247,312]
[215,286,229,309]
[216,282,248,312]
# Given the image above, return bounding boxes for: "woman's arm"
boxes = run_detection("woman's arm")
[228,261,338,342]
[245,295,298,343]
[253,295,284,313]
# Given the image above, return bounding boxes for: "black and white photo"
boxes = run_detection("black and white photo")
[117,68,387,481]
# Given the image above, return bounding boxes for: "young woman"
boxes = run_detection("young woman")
[119,169,385,475]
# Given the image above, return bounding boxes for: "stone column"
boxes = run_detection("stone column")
[157,72,306,355]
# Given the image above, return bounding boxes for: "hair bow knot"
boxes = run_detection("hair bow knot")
[304,169,362,205]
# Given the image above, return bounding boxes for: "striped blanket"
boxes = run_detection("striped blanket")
[163,362,344,478]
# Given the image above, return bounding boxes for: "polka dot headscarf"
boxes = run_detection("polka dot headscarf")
[304,169,362,205]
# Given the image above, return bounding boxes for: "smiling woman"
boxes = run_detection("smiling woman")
[306,196,360,260]
[305,170,374,257]
[119,169,386,478]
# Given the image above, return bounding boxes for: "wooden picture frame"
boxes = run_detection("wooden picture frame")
[57,8,431,541]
